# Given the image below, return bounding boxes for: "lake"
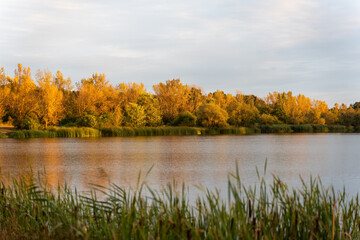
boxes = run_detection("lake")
[0,134,360,197]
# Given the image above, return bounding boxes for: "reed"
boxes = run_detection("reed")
[290,124,314,133]
[258,124,293,133]
[200,127,257,135]
[5,125,354,139]
[9,127,101,139]
[100,127,201,137]
[0,166,359,239]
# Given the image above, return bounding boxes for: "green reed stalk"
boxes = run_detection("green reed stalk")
[0,165,359,239]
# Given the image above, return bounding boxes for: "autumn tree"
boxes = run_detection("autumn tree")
[267,92,312,124]
[172,111,197,127]
[36,69,64,128]
[308,100,328,124]
[54,70,73,91]
[185,86,206,113]
[54,70,74,117]
[74,73,113,116]
[196,104,229,128]
[118,82,146,108]
[7,64,38,127]
[153,79,189,123]
[228,102,259,127]
[123,103,146,127]
[137,94,162,127]
[0,66,10,122]
[208,90,235,110]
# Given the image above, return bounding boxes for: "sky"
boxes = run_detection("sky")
[0,0,359,106]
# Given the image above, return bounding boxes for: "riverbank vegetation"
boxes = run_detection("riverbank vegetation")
[0,168,359,239]
[0,64,359,134]
[7,124,354,139]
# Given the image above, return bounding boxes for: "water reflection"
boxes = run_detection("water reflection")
[0,134,360,197]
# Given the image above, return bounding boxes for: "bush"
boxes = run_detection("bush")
[196,104,229,128]
[259,124,293,133]
[76,114,97,128]
[58,116,78,126]
[312,125,329,133]
[291,124,313,133]
[259,114,281,125]
[172,111,197,127]
[0,133,7,138]
[326,125,347,133]
[123,103,146,127]
[18,115,42,130]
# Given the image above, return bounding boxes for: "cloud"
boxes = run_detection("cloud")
[0,0,359,105]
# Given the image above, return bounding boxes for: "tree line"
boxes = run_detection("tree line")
[0,64,359,130]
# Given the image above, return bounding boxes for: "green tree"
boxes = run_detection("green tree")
[173,111,197,127]
[196,104,229,128]
[123,103,146,127]
[227,102,259,127]
[76,114,98,128]
[137,94,162,127]
[259,114,280,125]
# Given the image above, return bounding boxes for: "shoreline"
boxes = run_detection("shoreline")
[1,124,357,139]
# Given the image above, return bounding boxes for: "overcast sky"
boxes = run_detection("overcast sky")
[0,0,359,105]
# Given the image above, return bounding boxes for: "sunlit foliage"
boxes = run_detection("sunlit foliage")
[0,64,359,130]
[196,104,229,128]
[7,64,38,128]
[153,79,189,123]
[36,69,64,127]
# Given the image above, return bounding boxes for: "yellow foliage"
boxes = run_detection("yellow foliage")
[7,64,38,125]
[153,79,189,122]
[36,69,64,127]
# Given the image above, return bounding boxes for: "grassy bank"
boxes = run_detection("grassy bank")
[0,168,359,239]
[0,133,7,138]
[258,124,352,133]
[8,126,255,139]
[5,124,356,139]
[9,127,101,138]
[100,126,201,137]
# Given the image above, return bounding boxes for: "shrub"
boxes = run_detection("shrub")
[196,104,229,128]
[18,115,42,130]
[259,114,280,125]
[291,124,313,133]
[259,124,293,133]
[76,114,97,128]
[123,103,146,127]
[312,125,329,133]
[172,111,197,127]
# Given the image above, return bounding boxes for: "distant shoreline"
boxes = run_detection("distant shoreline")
[1,124,356,139]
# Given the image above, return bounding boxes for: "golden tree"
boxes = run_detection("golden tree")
[36,69,64,128]
[0,66,10,122]
[185,86,206,113]
[118,82,146,108]
[74,73,113,116]
[54,70,73,91]
[153,79,189,123]
[7,64,38,127]
[308,100,328,124]
[196,104,229,128]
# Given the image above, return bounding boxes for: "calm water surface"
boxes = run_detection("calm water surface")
[0,134,360,196]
